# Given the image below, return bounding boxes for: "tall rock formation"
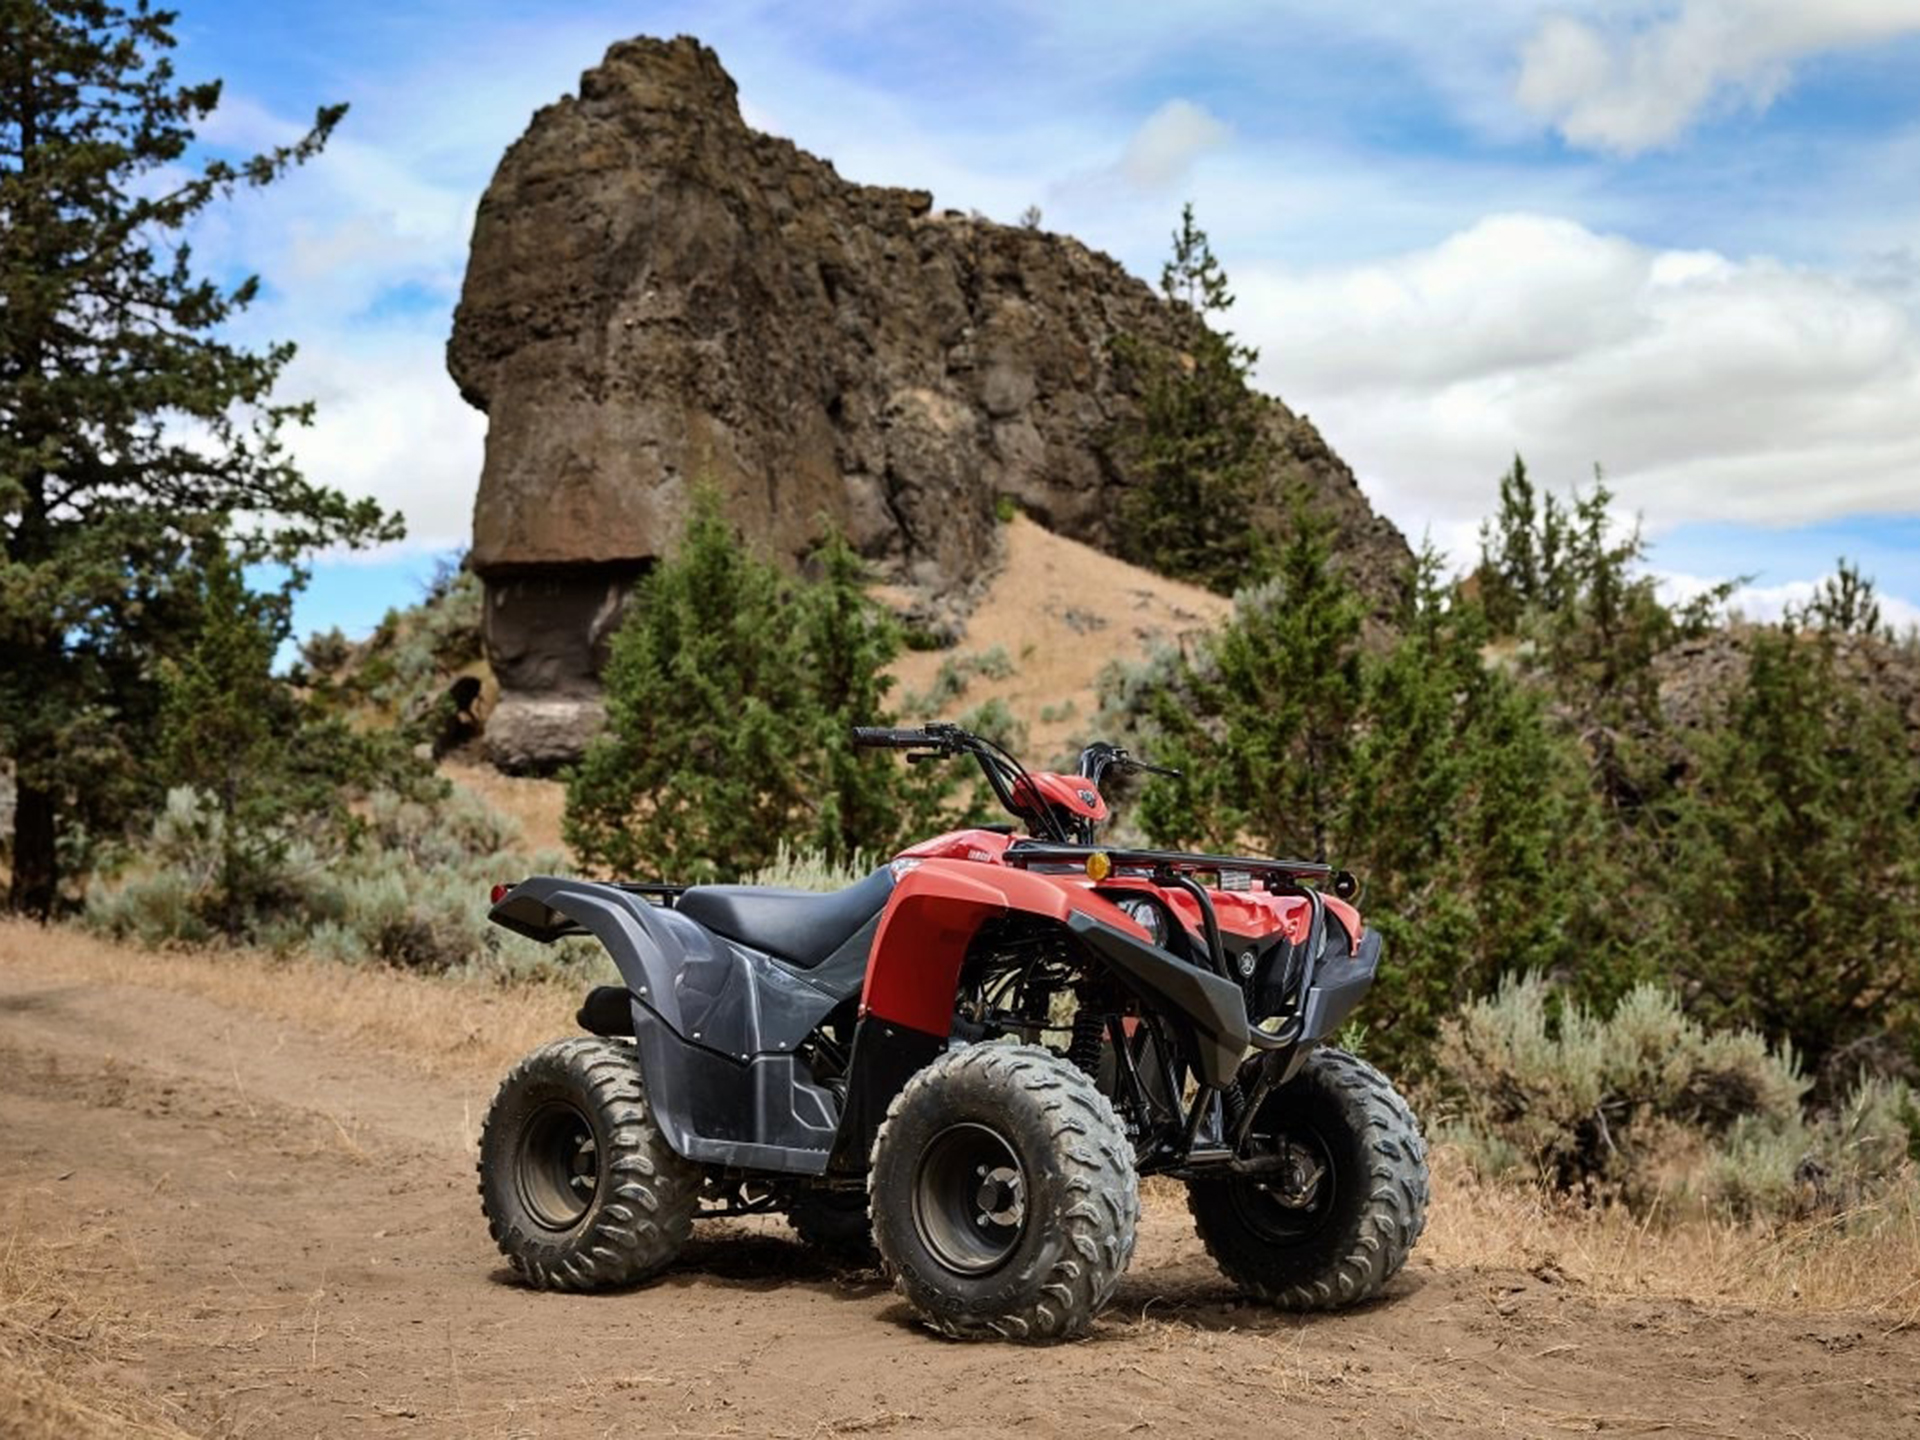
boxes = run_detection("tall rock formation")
[449,35,1410,771]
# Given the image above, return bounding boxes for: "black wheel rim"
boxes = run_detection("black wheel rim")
[516,1101,600,1231]
[1227,1126,1337,1245]
[912,1122,1027,1275]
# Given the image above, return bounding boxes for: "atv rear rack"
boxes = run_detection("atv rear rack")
[1002,841,1333,887]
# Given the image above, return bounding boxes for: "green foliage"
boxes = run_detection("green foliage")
[1137,497,1363,860]
[744,841,876,892]
[86,781,602,982]
[148,546,436,937]
[798,529,952,866]
[1110,203,1273,593]
[903,645,1019,713]
[1123,524,1601,1067]
[1796,558,1891,640]
[1436,974,1914,1219]
[1,1,399,914]
[565,497,954,882]
[1655,623,1920,1080]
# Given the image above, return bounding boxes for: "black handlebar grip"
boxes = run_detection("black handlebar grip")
[850,726,933,748]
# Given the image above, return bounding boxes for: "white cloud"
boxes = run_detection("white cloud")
[1238,213,1920,556]
[1517,0,1920,153]
[1657,568,1920,632]
[1117,99,1233,189]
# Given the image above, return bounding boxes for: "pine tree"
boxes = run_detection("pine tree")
[564,497,808,883]
[1,1,399,914]
[1112,203,1272,594]
[1660,623,1920,1080]
[1137,496,1364,859]
[795,528,952,865]
[1337,549,1595,1065]
[565,503,961,882]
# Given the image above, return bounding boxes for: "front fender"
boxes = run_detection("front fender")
[859,860,1149,1036]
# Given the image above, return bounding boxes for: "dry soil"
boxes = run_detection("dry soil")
[3,944,1917,1438]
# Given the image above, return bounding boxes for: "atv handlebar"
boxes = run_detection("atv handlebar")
[850,725,949,750]
[850,723,1186,846]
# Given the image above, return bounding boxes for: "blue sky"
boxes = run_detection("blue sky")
[173,0,1920,637]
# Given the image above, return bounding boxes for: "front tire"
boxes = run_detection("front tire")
[1188,1046,1427,1310]
[869,1043,1138,1342]
[478,1037,700,1290]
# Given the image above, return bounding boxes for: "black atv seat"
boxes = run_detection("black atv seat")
[675,865,896,968]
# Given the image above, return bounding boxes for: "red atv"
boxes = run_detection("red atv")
[480,721,1427,1340]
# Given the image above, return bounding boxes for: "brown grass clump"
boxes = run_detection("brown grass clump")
[1421,1143,1920,1319]
[0,1214,197,1439]
[0,919,581,1082]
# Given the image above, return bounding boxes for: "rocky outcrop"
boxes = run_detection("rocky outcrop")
[449,35,1411,770]
[1655,626,1920,750]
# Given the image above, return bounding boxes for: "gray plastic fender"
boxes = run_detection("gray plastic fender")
[489,877,861,1175]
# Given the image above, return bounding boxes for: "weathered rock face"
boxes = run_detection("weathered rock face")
[449,35,1410,770]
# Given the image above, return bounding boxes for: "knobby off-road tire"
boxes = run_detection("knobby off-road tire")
[1189,1046,1427,1310]
[869,1043,1139,1343]
[788,1190,879,1265]
[478,1037,700,1291]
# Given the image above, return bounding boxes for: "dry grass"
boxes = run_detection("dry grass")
[1421,1144,1920,1319]
[884,515,1229,762]
[0,919,580,1082]
[442,758,570,860]
[0,1212,198,1439]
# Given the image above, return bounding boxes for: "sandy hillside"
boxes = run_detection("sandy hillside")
[4,923,1918,1439]
[885,515,1231,764]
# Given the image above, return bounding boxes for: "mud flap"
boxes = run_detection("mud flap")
[825,1016,947,1173]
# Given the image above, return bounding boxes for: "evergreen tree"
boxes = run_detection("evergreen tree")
[1137,496,1363,859]
[157,547,285,936]
[157,545,436,937]
[1659,623,1920,1080]
[565,500,955,882]
[1112,203,1272,594]
[795,528,953,865]
[1340,550,1594,1064]
[1800,558,1890,640]
[564,498,808,883]
[1,1,398,914]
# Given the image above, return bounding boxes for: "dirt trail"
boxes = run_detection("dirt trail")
[3,959,1917,1439]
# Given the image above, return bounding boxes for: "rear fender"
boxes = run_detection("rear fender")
[491,877,690,1024]
[490,877,850,1175]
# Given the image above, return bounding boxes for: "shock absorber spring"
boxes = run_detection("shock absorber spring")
[1067,1007,1105,1078]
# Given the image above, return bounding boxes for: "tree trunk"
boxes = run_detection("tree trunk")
[8,775,58,919]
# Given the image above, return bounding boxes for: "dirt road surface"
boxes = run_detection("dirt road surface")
[4,957,1918,1439]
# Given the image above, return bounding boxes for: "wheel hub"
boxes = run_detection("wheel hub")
[516,1101,600,1231]
[972,1165,1025,1228]
[912,1122,1029,1275]
[1269,1141,1327,1209]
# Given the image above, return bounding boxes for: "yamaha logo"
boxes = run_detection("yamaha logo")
[1077,789,1098,806]
[1237,949,1258,978]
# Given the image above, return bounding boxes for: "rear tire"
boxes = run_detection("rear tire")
[1188,1046,1427,1310]
[869,1043,1138,1342]
[478,1037,700,1290]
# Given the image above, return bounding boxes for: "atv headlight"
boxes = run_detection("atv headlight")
[1115,895,1167,947]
